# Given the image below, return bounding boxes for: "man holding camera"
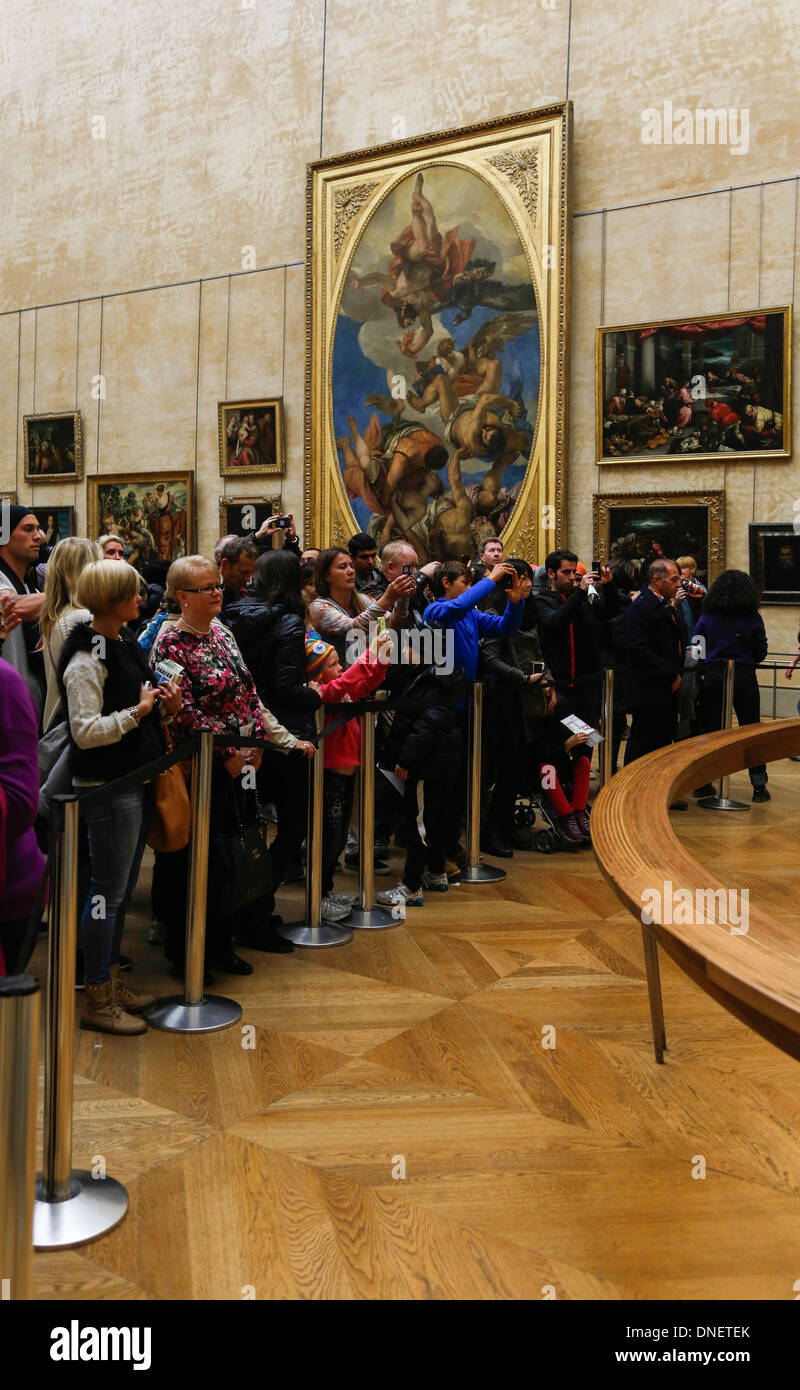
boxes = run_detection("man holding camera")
[535,548,619,730]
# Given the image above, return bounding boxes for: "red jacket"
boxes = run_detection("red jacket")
[318,652,387,770]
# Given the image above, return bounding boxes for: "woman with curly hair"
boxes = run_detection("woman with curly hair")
[691,569,769,802]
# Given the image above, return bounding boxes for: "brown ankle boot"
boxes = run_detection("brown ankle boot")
[81,979,146,1036]
[110,963,154,1014]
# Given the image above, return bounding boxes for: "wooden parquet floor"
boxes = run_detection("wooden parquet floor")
[30,761,800,1301]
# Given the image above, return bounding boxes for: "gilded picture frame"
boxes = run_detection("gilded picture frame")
[219,495,282,537]
[749,522,800,605]
[87,471,193,565]
[23,410,83,482]
[305,104,572,561]
[593,490,725,587]
[596,307,791,466]
[218,398,285,478]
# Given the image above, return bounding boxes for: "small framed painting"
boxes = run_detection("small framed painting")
[219,495,282,539]
[87,472,193,566]
[596,307,791,465]
[23,411,83,481]
[218,399,284,477]
[26,506,75,548]
[749,523,800,605]
[594,490,725,588]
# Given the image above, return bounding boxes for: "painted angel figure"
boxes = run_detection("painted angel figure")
[349,172,475,358]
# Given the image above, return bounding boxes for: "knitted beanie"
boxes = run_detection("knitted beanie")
[6,504,37,536]
[305,632,335,679]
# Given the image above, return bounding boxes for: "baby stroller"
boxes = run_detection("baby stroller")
[513,777,586,855]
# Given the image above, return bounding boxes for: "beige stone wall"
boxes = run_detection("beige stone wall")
[2,0,799,653]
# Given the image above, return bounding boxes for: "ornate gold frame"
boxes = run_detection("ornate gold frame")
[593,490,726,581]
[305,104,572,558]
[87,470,194,553]
[23,410,83,483]
[218,398,285,478]
[218,494,281,535]
[595,307,792,466]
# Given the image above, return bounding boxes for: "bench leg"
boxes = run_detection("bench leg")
[641,925,667,1064]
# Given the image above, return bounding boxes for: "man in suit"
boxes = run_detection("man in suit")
[623,559,688,798]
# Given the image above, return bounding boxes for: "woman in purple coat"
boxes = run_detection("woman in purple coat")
[691,569,769,803]
[0,658,46,973]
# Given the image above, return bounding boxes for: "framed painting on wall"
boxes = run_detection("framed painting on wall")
[749,523,800,605]
[218,399,284,478]
[596,307,791,465]
[23,411,83,482]
[219,495,282,538]
[27,506,75,548]
[305,104,571,562]
[87,472,193,566]
[593,491,725,589]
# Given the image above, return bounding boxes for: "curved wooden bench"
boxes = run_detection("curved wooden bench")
[591,718,800,1063]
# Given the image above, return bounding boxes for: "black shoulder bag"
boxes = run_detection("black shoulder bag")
[209,785,274,918]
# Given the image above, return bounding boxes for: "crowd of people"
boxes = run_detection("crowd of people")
[0,500,778,1037]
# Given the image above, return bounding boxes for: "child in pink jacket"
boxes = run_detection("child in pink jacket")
[305,630,390,923]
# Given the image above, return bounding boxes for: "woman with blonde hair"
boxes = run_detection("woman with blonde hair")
[40,536,101,732]
[58,559,181,1035]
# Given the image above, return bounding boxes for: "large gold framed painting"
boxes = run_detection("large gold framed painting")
[305,105,571,560]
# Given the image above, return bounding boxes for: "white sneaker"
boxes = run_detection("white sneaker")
[321,895,352,922]
[421,871,448,893]
[327,891,357,908]
[376,882,424,908]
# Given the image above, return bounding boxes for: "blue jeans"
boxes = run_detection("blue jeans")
[80,786,150,984]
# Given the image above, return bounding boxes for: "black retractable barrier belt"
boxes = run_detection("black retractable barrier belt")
[77,739,197,812]
[213,694,442,749]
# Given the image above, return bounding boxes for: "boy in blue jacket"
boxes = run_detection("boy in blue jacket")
[423,558,525,867]
[423,560,525,678]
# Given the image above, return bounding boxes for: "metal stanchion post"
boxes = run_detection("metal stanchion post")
[280,708,353,946]
[772,662,777,721]
[462,680,506,883]
[349,706,398,929]
[145,731,244,1031]
[33,797,129,1248]
[599,668,614,787]
[698,658,750,812]
[0,974,40,1296]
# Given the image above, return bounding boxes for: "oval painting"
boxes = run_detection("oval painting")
[332,164,540,560]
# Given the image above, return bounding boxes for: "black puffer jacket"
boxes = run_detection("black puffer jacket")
[224,596,321,740]
[381,664,465,782]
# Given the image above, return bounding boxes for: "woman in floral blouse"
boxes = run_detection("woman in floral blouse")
[156,554,299,973]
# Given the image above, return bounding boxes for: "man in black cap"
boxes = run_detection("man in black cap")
[0,504,46,716]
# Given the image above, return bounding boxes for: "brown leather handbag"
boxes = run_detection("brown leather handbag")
[147,738,192,853]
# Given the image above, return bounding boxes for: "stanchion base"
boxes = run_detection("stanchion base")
[142,994,243,1033]
[278,920,353,947]
[697,796,750,812]
[33,1170,128,1250]
[348,905,402,930]
[461,862,507,883]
